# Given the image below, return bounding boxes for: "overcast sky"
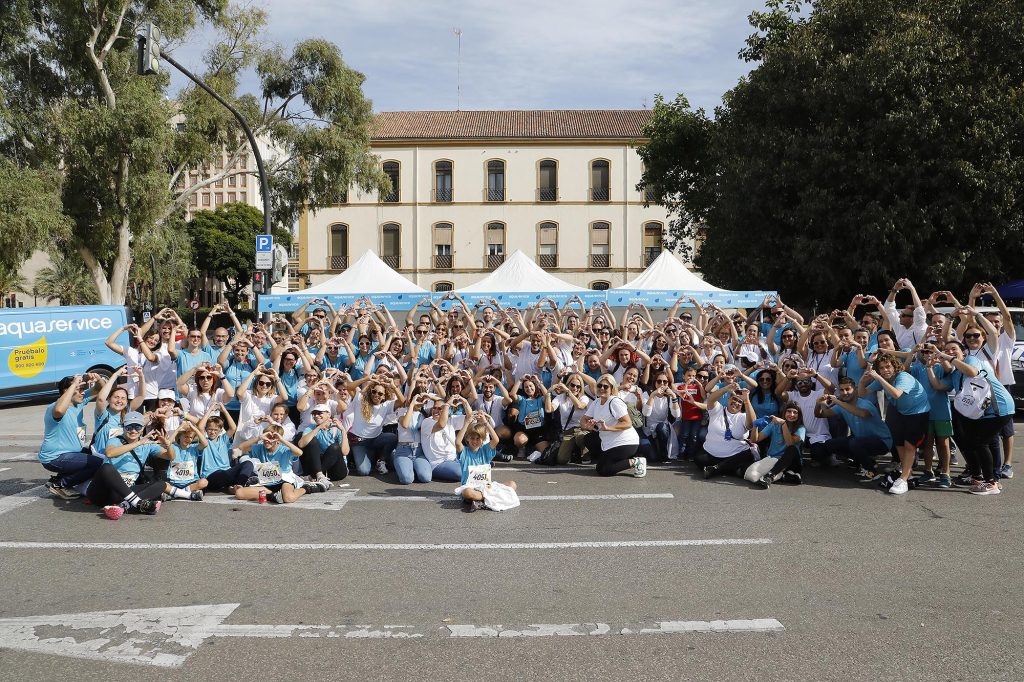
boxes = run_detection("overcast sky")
[172,0,768,113]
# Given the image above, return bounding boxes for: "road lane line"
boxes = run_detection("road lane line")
[0,538,772,551]
[346,493,675,502]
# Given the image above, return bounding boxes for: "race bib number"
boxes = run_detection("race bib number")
[467,464,492,486]
[108,427,124,439]
[524,410,543,429]
[120,472,138,487]
[169,460,196,482]
[257,461,282,485]
[77,427,88,448]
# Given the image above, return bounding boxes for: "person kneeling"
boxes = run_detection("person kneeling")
[454,410,519,512]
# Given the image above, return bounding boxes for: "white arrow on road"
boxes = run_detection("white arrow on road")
[0,604,784,668]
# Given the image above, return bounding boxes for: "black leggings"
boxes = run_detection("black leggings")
[205,461,256,490]
[705,451,756,478]
[301,441,350,481]
[86,463,165,507]
[768,445,803,475]
[954,413,1011,483]
[585,432,638,476]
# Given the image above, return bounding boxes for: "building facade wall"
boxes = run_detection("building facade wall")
[298,140,686,291]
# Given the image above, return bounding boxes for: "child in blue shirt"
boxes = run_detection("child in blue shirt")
[455,410,519,512]
[164,421,207,501]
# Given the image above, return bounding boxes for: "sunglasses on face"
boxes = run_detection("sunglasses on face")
[198,375,213,381]
[655,379,670,385]
[964,333,982,339]
[370,391,386,397]
[124,425,143,432]
[568,384,582,389]
[680,316,692,321]
[597,383,611,389]
[257,381,273,387]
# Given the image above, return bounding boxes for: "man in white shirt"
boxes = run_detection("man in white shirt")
[883,278,928,349]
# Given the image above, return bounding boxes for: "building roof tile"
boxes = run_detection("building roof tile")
[372,110,652,141]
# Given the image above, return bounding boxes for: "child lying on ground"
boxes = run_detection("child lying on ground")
[454,410,519,512]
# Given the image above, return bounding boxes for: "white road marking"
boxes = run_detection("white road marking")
[0,453,38,462]
[0,468,11,473]
[346,493,675,502]
[0,603,784,668]
[200,487,359,510]
[0,538,772,551]
[0,485,49,517]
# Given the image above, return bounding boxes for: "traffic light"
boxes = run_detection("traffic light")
[252,271,263,295]
[137,23,161,76]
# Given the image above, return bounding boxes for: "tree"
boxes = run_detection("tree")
[639,0,1024,308]
[0,264,28,307]
[35,254,99,306]
[187,203,290,306]
[0,1,386,305]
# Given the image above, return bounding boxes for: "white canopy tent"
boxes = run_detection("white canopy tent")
[258,251,428,312]
[452,250,604,308]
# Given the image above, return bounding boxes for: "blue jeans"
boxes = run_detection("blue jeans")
[431,459,463,482]
[42,450,103,488]
[647,422,673,461]
[820,435,889,469]
[676,420,702,459]
[351,432,398,475]
[393,444,432,484]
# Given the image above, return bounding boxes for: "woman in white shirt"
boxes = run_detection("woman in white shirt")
[343,377,401,476]
[643,371,682,462]
[234,367,287,445]
[419,397,468,482]
[580,374,645,478]
[546,373,591,465]
[683,382,756,479]
[177,363,235,422]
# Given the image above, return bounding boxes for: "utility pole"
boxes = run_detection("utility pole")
[453,28,462,111]
[137,23,272,321]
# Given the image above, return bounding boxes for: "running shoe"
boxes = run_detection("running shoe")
[917,469,937,484]
[189,490,204,501]
[782,470,802,485]
[756,475,771,489]
[633,456,647,478]
[888,478,909,495]
[103,505,124,520]
[46,482,80,500]
[956,473,976,487]
[243,475,260,487]
[526,451,543,463]
[375,459,388,475]
[937,473,952,489]
[315,473,333,490]
[969,481,1001,496]
[270,490,285,504]
[495,452,514,463]
[137,499,161,515]
[999,464,1014,479]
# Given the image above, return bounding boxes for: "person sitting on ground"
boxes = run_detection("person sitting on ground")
[814,377,893,483]
[40,373,105,499]
[234,423,320,504]
[750,402,807,488]
[297,405,350,488]
[454,410,519,512]
[579,374,645,478]
[163,421,208,501]
[90,411,170,518]
[196,405,256,492]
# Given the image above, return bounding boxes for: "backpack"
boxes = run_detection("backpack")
[953,370,992,420]
[626,401,645,429]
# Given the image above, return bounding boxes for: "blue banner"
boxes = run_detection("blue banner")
[257,292,430,313]
[606,289,777,309]
[431,291,609,311]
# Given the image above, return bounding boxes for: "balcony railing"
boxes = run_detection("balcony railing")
[643,188,658,204]
[485,187,505,202]
[381,190,399,203]
[432,188,452,203]
[590,187,610,202]
[328,255,349,270]
[590,253,609,268]
[486,253,505,270]
[537,187,558,202]
[382,255,400,269]
[434,254,453,269]
[644,248,661,266]
[538,253,558,269]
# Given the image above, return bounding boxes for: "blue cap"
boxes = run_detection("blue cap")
[123,411,145,427]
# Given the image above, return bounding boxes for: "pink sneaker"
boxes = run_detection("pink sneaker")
[970,481,1001,496]
[103,505,125,520]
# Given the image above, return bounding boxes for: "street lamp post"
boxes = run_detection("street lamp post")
[137,23,272,320]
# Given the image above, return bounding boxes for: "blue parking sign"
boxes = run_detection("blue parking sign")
[255,235,273,252]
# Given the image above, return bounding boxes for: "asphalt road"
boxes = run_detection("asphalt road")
[0,400,1022,681]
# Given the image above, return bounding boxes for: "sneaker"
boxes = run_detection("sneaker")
[46,482,80,500]
[999,464,1014,479]
[495,452,514,463]
[878,473,895,490]
[633,457,647,478]
[137,499,161,515]
[315,473,333,490]
[467,500,485,512]
[375,459,388,475]
[970,481,1001,496]
[189,490,204,501]
[917,470,937,485]
[857,470,880,484]
[782,470,802,485]
[937,473,952,489]
[888,478,909,495]
[526,451,543,463]
[103,505,124,520]
[956,473,976,487]
[301,482,321,494]
[702,465,716,479]
[244,475,260,487]
[270,490,285,504]
[756,475,771,489]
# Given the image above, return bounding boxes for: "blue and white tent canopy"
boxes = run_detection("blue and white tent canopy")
[451,250,605,309]
[608,250,774,309]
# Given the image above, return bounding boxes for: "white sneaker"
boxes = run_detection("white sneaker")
[526,450,543,463]
[633,457,647,478]
[375,459,388,475]
[315,473,332,490]
[888,478,909,495]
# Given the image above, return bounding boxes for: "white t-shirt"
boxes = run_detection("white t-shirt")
[420,416,457,466]
[703,403,750,458]
[396,408,422,444]
[237,393,278,442]
[790,388,829,444]
[584,396,639,449]
[642,394,681,433]
[347,393,396,439]
[616,387,647,409]
[552,392,589,430]
[185,388,227,420]
[475,394,507,427]
[995,333,1015,386]
[155,344,177,390]
[512,346,543,380]
[298,398,340,431]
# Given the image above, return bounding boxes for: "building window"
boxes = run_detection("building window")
[329,224,349,270]
[590,159,610,201]
[486,159,505,201]
[228,175,236,187]
[433,223,453,269]
[239,192,247,203]
[240,174,247,187]
[214,179,223,188]
[239,157,247,169]
[433,281,454,293]
[643,222,664,266]
[433,160,453,202]
[538,221,558,269]
[485,222,505,269]
[590,222,610,268]
[227,192,236,202]
[189,194,197,207]
[590,281,610,291]
[215,193,224,205]
[382,161,400,202]
[381,223,401,269]
[202,193,210,206]
[538,159,557,202]
[641,162,657,204]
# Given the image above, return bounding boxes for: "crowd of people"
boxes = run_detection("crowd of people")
[35,277,1018,518]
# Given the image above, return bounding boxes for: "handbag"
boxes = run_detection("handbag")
[953,370,992,420]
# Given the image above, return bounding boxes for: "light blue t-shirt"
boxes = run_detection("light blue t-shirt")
[200,433,232,478]
[760,420,806,458]
[516,396,545,429]
[750,391,780,419]
[250,442,294,485]
[106,437,163,481]
[223,356,258,410]
[866,372,929,415]
[911,362,952,421]
[39,397,91,464]
[280,366,303,407]
[837,398,893,449]
[459,443,497,485]
[168,442,201,486]
[840,350,866,385]
[91,410,123,456]
[944,356,1014,419]
[302,425,343,451]
[176,348,214,377]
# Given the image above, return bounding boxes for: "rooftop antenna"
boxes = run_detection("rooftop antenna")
[453,27,462,111]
